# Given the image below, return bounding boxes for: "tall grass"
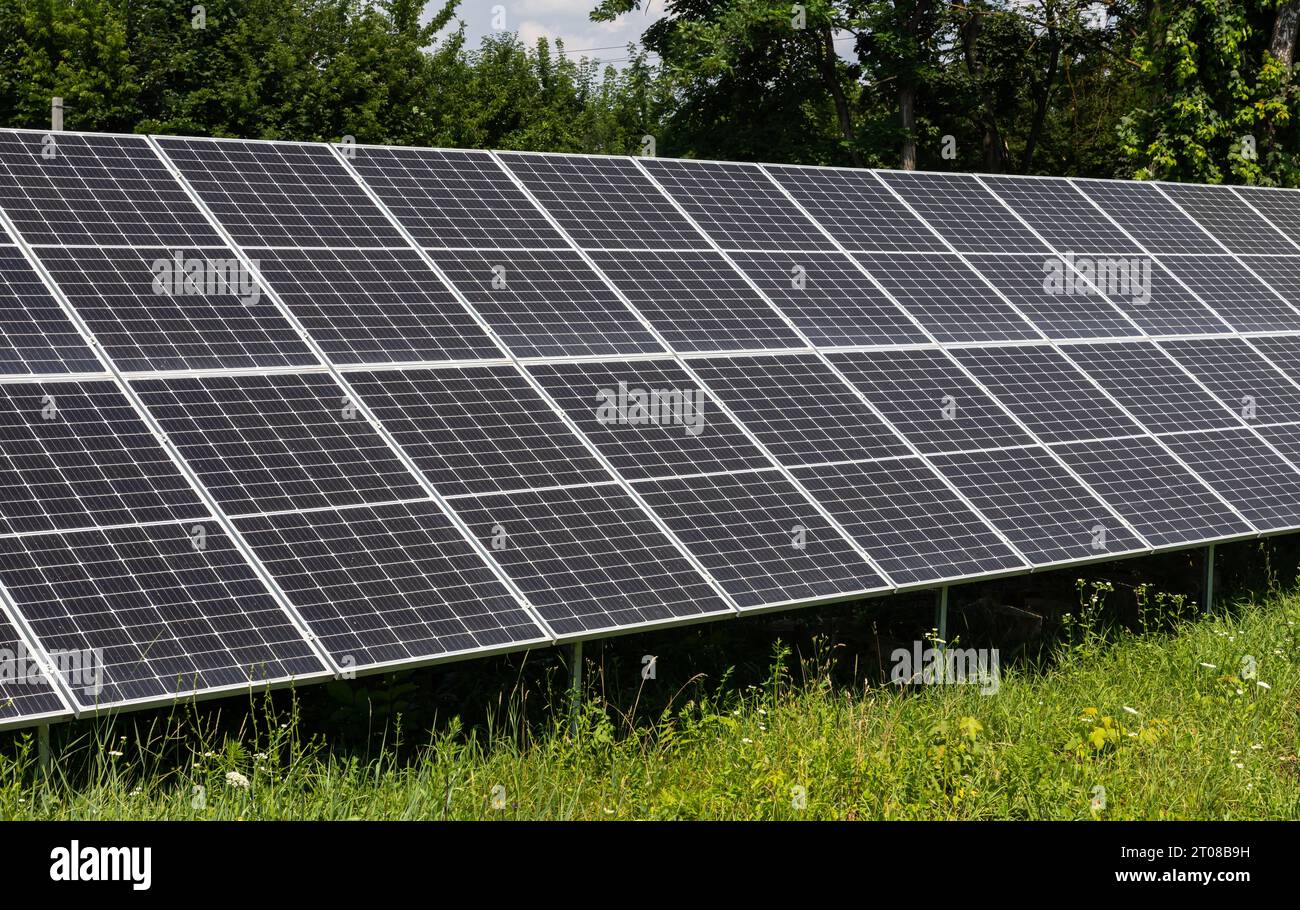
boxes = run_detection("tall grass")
[1,590,1296,820]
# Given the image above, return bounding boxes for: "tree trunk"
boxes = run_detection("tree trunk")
[1271,2,1300,70]
[961,2,1005,172]
[1023,29,1060,172]
[899,84,917,169]
[819,24,861,166]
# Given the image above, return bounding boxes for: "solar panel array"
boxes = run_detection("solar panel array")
[2,126,1300,728]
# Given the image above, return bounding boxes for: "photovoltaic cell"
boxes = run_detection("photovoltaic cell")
[497,152,709,249]
[448,483,732,635]
[1071,180,1221,255]
[1065,342,1241,433]
[1157,183,1298,255]
[792,458,1024,586]
[429,249,664,358]
[726,250,928,346]
[930,446,1145,565]
[0,380,206,536]
[951,345,1148,444]
[233,500,547,669]
[527,360,770,480]
[588,249,804,351]
[0,610,67,722]
[1051,437,1252,546]
[1159,337,1300,425]
[640,158,836,251]
[133,372,428,516]
[632,470,886,608]
[829,349,1035,454]
[979,176,1142,254]
[689,354,911,466]
[0,130,223,247]
[345,366,611,498]
[876,171,1049,253]
[37,246,317,372]
[1246,335,1300,384]
[154,137,405,248]
[1235,256,1300,308]
[252,247,499,364]
[854,253,1040,342]
[0,246,102,375]
[763,164,945,252]
[1160,429,1300,531]
[965,254,1142,339]
[348,146,568,249]
[1255,422,1300,465]
[1099,261,1231,337]
[0,521,325,708]
[1157,256,1300,332]
[1232,186,1300,246]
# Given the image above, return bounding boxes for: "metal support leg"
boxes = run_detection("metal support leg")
[934,587,949,643]
[37,724,50,778]
[1203,543,1215,615]
[567,641,583,737]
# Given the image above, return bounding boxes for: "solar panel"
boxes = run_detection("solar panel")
[132,372,429,516]
[1235,256,1300,307]
[1160,429,1300,530]
[1051,437,1253,546]
[979,176,1142,253]
[853,253,1041,342]
[348,146,569,249]
[252,248,499,365]
[1065,342,1241,433]
[0,521,326,708]
[951,345,1146,444]
[0,608,69,724]
[632,469,887,608]
[0,245,103,375]
[876,171,1049,253]
[154,137,406,248]
[1071,179,1222,254]
[1255,422,1300,465]
[1156,256,1300,332]
[688,354,912,466]
[1159,337,1300,425]
[1232,186,1300,246]
[587,249,804,351]
[428,249,664,358]
[527,360,770,480]
[930,446,1146,564]
[344,366,611,498]
[792,458,1025,586]
[233,500,548,670]
[640,158,836,251]
[0,130,223,247]
[964,254,1142,339]
[1156,183,1298,254]
[36,246,317,372]
[447,483,733,635]
[726,250,928,346]
[829,349,1036,454]
[497,152,709,249]
[763,164,945,252]
[0,379,207,536]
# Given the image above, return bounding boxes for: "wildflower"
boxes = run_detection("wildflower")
[742,737,753,744]
[225,770,250,790]
[1199,662,1217,669]
[1251,744,1264,751]
[108,750,123,758]
[1257,681,1272,690]
[1234,762,1245,770]
[1122,706,1139,716]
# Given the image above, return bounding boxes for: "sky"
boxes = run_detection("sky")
[430,0,667,66]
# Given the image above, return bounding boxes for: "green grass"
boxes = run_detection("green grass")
[2,590,1298,820]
